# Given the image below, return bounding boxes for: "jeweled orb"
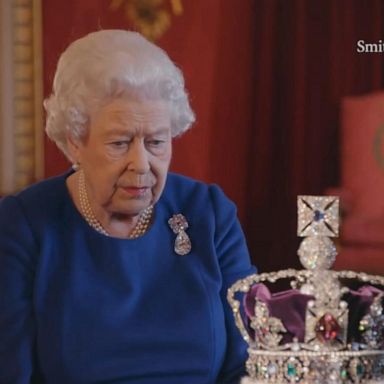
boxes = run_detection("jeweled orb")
[297,236,337,270]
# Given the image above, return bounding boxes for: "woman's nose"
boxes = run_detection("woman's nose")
[127,140,150,174]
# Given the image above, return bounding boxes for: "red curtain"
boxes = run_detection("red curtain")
[245,0,384,272]
[42,0,384,272]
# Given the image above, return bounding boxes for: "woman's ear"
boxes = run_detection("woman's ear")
[66,134,82,164]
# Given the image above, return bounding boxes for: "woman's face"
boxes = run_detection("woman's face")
[70,98,172,218]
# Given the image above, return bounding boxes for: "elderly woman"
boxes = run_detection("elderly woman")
[0,30,255,383]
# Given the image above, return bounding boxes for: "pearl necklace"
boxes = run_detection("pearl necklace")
[78,169,153,238]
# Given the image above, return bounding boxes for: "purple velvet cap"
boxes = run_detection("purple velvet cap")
[244,283,383,344]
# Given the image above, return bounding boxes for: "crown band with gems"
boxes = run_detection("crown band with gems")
[228,196,384,383]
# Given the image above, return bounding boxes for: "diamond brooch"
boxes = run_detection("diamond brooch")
[168,213,192,255]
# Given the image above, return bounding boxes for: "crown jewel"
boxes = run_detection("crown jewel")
[228,196,384,383]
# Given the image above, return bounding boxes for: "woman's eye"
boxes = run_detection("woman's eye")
[147,140,164,146]
[111,141,129,147]
[107,141,130,153]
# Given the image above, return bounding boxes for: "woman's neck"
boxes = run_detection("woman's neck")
[66,171,151,238]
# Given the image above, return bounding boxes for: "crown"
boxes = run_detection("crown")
[228,196,384,383]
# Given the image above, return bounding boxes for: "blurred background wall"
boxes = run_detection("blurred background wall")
[5,0,384,273]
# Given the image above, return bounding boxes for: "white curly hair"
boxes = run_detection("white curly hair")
[44,30,195,160]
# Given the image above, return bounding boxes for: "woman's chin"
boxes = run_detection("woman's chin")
[111,200,152,218]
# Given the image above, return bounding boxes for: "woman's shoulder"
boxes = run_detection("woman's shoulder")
[0,171,70,215]
[162,172,236,214]
[165,172,207,192]
[165,172,230,197]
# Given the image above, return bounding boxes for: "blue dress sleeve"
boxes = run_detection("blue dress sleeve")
[0,196,38,383]
[208,185,256,384]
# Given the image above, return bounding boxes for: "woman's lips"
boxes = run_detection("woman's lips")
[122,186,149,197]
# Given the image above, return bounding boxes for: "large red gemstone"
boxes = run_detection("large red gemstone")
[315,313,340,342]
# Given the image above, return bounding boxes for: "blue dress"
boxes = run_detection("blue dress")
[0,172,255,384]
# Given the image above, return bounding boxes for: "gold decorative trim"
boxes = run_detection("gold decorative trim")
[12,0,43,190]
[0,0,43,194]
[109,0,183,41]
